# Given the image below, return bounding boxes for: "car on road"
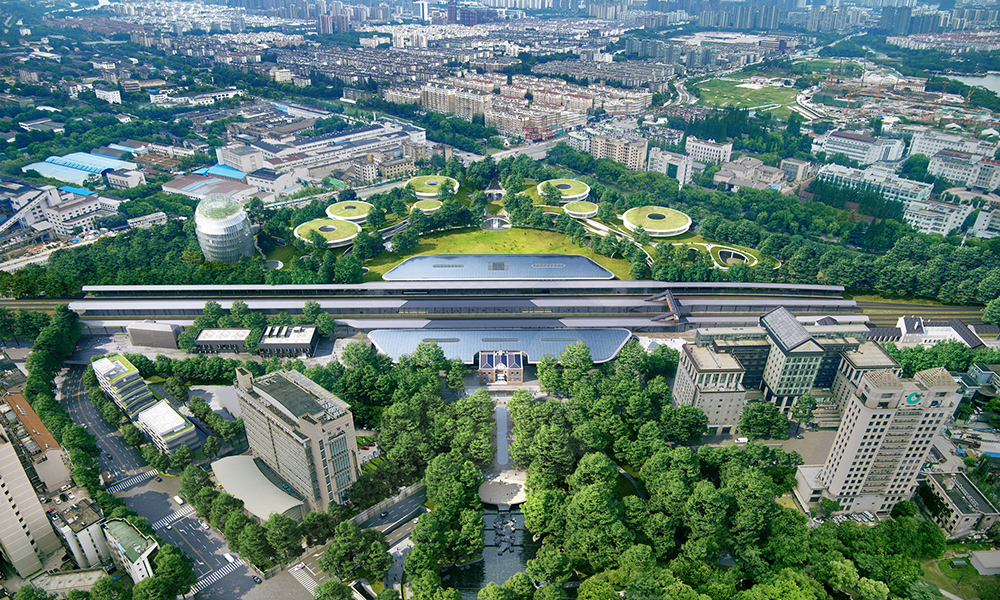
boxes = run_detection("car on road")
[155,477,162,482]
[379,511,389,519]
[166,525,172,530]
[252,576,262,584]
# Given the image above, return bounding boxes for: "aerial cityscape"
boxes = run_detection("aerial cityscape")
[5,0,1000,599]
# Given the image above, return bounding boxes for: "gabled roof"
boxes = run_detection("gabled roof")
[760,307,813,353]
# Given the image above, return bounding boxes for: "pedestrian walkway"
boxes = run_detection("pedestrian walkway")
[189,559,244,594]
[151,505,195,530]
[107,470,154,493]
[290,564,319,595]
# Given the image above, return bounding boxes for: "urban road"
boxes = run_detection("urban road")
[60,366,265,600]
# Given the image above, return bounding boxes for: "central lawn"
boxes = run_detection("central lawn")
[697,79,799,119]
[264,244,302,270]
[363,227,633,280]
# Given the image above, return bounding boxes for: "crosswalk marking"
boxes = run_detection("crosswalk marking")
[189,559,244,594]
[152,505,195,530]
[107,470,155,493]
[291,565,318,595]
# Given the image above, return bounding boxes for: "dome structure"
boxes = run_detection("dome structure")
[194,195,254,264]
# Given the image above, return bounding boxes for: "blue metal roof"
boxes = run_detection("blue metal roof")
[368,328,632,364]
[205,164,247,181]
[59,186,93,196]
[384,254,615,281]
[46,152,135,174]
[22,161,90,184]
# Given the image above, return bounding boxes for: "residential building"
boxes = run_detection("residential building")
[50,499,112,569]
[813,367,958,513]
[780,158,810,182]
[378,157,415,179]
[478,350,524,384]
[126,212,167,230]
[567,131,590,153]
[0,431,60,577]
[94,87,121,105]
[135,401,198,455]
[923,472,1000,539]
[685,136,732,164]
[106,169,146,189]
[909,129,997,159]
[589,134,648,171]
[216,145,265,173]
[903,196,975,236]
[257,325,319,358]
[812,130,905,165]
[672,343,746,434]
[235,368,359,510]
[647,148,694,187]
[102,519,157,584]
[2,393,71,493]
[92,355,155,417]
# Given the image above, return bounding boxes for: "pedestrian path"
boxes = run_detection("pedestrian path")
[107,470,154,493]
[189,559,244,594]
[290,564,319,596]
[151,505,195,530]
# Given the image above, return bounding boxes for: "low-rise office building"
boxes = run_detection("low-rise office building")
[194,328,251,353]
[257,325,319,358]
[923,472,1000,539]
[647,147,694,187]
[126,321,180,349]
[478,350,524,384]
[92,355,155,417]
[135,400,198,455]
[780,158,810,182]
[672,343,746,434]
[813,130,905,165]
[685,136,732,164]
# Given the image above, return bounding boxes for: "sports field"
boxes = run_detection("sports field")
[696,79,799,119]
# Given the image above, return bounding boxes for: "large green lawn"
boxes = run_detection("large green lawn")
[697,79,799,119]
[363,227,633,280]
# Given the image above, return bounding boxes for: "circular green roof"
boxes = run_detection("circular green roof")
[624,206,691,230]
[408,175,458,194]
[564,201,597,214]
[196,195,243,221]
[294,218,360,242]
[326,200,373,219]
[414,199,442,209]
[540,178,589,197]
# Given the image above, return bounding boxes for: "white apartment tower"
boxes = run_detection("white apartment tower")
[817,367,957,513]
[0,432,60,577]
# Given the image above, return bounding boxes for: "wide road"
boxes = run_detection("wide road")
[62,365,145,481]
[855,300,985,328]
[359,487,427,533]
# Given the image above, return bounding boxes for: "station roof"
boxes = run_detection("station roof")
[368,328,632,364]
[212,456,304,522]
[383,254,615,281]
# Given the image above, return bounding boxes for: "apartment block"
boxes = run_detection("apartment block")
[50,499,112,569]
[812,367,957,513]
[0,431,60,577]
[92,355,155,417]
[215,145,265,173]
[647,147,694,187]
[685,136,732,164]
[590,134,648,171]
[672,344,746,434]
[103,519,157,584]
[235,368,358,510]
[928,150,1000,191]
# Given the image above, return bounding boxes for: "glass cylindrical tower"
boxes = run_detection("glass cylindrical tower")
[194,195,254,264]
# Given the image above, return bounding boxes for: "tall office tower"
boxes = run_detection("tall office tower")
[816,367,957,513]
[416,1,429,20]
[0,432,60,577]
[448,0,457,22]
[235,368,359,510]
[673,344,746,435]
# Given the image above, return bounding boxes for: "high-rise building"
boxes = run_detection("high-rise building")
[0,432,60,577]
[235,368,359,510]
[318,13,334,33]
[673,344,746,434]
[194,195,255,265]
[50,499,112,570]
[447,0,457,23]
[590,134,648,172]
[810,367,957,513]
[647,148,694,187]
